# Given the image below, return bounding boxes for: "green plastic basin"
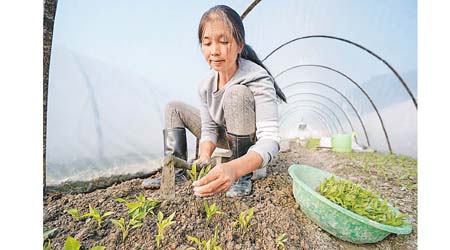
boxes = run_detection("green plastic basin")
[288,164,412,244]
[331,133,352,152]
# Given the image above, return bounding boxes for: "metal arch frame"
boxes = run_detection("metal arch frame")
[282,113,332,137]
[261,35,417,108]
[276,64,392,153]
[281,113,331,136]
[280,105,339,134]
[280,98,360,144]
[282,81,370,146]
[241,0,262,20]
[280,100,344,133]
[281,108,333,136]
[280,106,336,133]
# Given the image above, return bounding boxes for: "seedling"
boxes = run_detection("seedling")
[82,205,114,228]
[204,201,224,224]
[43,227,58,250]
[276,233,288,250]
[116,193,159,218]
[64,236,105,250]
[110,211,145,243]
[65,208,81,221]
[189,163,198,180]
[232,207,254,237]
[189,163,212,181]
[198,164,212,179]
[187,225,222,250]
[318,176,409,226]
[155,211,176,249]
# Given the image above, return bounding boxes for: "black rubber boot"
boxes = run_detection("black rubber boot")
[142,128,188,189]
[225,131,256,197]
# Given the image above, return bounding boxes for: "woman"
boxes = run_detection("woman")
[143,5,286,197]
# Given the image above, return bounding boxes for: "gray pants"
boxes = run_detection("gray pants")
[165,85,256,150]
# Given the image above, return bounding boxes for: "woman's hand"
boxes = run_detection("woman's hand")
[193,154,211,168]
[192,163,237,197]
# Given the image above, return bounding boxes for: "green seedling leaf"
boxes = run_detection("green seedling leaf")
[117,193,160,218]
[189,163,198,181]
[111,214,145,243]
[43,228,58,240]
[187,225,221,250]
[156,211,176,249]
[276,233,288,250]
[82,205,114,228]
[66,208,81,221]
[115,198,126,203]
[44,241,51,250]
[204,201,225,223]
[64,236,80,250]
[43,228,58,250]
[90,247,106,250]
[198,164,212,180]
[233,207,255,237]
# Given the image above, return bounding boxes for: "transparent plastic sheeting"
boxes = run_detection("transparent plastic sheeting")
[46,0,417,185]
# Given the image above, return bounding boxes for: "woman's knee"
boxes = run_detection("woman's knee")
[223,85,255,107]
[165,101,186,116]
[223,85,256,135]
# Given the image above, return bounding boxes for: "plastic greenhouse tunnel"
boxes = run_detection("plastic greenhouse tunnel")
[43,0,418,249]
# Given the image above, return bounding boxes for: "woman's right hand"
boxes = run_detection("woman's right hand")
[193,154,212,168]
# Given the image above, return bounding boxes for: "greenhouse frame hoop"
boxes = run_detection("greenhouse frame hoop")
[280,101,344,134]
[280,105,339,134]
[281,108,334,136]
[261,35,417,109]
[283,81,370,147]
[276,65,392,153]
[281,97,361,145]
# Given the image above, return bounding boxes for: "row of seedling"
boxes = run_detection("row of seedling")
[45,199,288,250]
[44,161,288,249]
[44,193,174,249]
[187,163,288,249]
[344,151,417,190]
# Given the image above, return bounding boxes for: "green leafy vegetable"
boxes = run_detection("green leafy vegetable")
[110,214,144,243]
[43,228,58,250]
[204,201,224,224]
[155,211,176,249]
[317,176,410,227]
[81,205,114,228]
[116,193,159,218]
[189,163,212,181]
[186,225,222,250]
[65,208,81,221]
[64,236,105,250]
[276,233,288,250]
[232,207,254,237]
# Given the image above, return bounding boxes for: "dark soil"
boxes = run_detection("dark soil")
[43,141,417,249]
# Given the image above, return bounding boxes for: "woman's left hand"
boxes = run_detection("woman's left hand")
[192,163,237,197]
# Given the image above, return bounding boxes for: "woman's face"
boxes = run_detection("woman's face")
[200,16,243,74]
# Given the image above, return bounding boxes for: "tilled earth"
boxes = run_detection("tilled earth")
[43,142,417,249]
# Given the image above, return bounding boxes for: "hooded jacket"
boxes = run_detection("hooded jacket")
[197,58,280,168]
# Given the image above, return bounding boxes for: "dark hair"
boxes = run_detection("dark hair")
[198,5,287,103]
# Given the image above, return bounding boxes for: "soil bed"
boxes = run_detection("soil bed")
[44,141,417,250]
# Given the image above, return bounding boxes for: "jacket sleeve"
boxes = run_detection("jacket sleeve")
[246,75,281,168]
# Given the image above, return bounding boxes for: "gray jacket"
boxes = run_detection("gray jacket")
[197,58,280,168]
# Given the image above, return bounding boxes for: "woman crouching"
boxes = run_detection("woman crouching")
[143,5,287,197]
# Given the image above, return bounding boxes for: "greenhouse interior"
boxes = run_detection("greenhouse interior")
[44,0,417,249]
